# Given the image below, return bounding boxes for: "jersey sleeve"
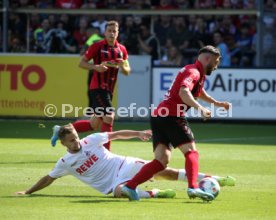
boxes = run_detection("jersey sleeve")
[82,132,109,148]
[180,70,199,91]
[48,158,69,178]
[84,43,98,61]
[121,45,129,60]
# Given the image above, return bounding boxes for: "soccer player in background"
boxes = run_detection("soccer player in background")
[51,20,131,151]
[16,124,235,199]
[121,45,232,201]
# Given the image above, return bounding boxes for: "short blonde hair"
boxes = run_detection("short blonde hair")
[58,123,75,141]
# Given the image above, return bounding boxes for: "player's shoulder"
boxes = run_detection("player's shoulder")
[181,64,200,79]
[56,156,68,166]
[81,132,108,146]
[118,42,127,51]
[80,134,95,146]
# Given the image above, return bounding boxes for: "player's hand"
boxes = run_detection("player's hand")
[117,59,130,76]
[94,64,108,72]
[200,107,212,120]
[102,61,119,68]
[139,130,152,141]
[219,101,231,110]
[116,59,125,68]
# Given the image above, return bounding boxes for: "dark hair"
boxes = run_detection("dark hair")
[58,123,75,141]
[198,45,221,57]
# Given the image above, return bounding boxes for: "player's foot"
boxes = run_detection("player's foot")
[51,125,60,147]
[121,186,139,201]
[187,188,214,201]
[217,176,236,187]
[153,189,176,198]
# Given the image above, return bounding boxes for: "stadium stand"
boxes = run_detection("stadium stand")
[4,0,276,67]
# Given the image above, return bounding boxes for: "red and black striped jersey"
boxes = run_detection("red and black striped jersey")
[153,60,206,117]
[84,39,128,94]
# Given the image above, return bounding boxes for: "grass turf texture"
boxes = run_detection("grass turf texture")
[0,120,276,220]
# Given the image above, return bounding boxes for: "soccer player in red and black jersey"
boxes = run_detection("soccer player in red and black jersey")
[122,45,232,201]
[76,20,130,151]
[51,20,131,150]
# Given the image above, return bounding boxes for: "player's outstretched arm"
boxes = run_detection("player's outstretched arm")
[15,175,56,195]
[108,130,152,141]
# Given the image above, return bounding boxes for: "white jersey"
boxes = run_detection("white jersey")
[49,132,125,194]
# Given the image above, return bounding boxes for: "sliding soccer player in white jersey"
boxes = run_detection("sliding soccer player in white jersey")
[16,124,235,199]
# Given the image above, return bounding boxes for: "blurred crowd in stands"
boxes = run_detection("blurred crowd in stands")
[4,0,276,67]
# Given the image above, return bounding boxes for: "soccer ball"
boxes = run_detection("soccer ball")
[199,177,220,198]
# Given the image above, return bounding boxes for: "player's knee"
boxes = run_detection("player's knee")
[162,159,170,167]
[89,116,102,130]
[156,157,169,168]
[102,114,114,124]
[113,185,122,198]
[178,142,196,154]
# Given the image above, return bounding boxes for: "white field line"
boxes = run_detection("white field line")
[197,136,276,143]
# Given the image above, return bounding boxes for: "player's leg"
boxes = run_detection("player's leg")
[90,115,102,129]
[157,116,199,190]
[70,116,97,134]
[122,117,173,200]
[177,142,198,187]
[154,168,236,187]
[96,90,114,151]
[71,89,107,133]
[165,116,214,201]
[124,145,170,188]
[114,157,175,199]
[122,116,171,201]
[114,157,146,200]
[114,184,175,199]
[178,143,214,201]
[101,113,114,151]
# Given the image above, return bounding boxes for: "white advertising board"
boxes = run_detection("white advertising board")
[153,68,276,120]
[117,55,151,118]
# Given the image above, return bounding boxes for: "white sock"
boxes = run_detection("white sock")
[136,188,151,198]
[197,173,208,181]
[198,174,220,181]
[178,169,219,182]
[177,169,187,181]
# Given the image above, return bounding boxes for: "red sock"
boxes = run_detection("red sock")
[185,150,199,188]
[126,159,165,189]
[101,122,113,151]
[72,120,93,132]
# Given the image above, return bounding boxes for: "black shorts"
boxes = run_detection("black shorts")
[90,89,114,116]
[150,116,195,150]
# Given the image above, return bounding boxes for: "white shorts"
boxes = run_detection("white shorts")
[111,157,148,194]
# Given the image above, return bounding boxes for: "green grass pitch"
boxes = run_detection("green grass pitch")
[0,120,276,220]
